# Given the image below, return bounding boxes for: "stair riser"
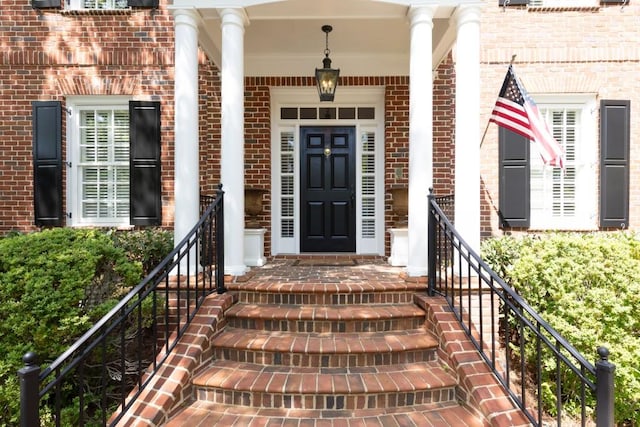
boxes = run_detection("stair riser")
[234,292,417,305]
[226,317,425,333]
[195,388,457,410]
[213,348,438,367]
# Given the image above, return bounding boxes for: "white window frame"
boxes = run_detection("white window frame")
[66,96,132,228]
[528,0,597,8]
[67,0,128,10]
[529,94,597,230]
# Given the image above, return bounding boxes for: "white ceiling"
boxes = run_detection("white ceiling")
[187,0,459,76]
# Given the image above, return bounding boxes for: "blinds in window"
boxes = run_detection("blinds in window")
[279,131,295,238]
[360,130,376,239]
[530,108,577,224]
[79,109,130,221]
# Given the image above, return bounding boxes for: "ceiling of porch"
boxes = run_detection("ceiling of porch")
[190,0,458,77]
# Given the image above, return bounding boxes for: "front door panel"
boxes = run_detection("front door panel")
[300,126,356,252]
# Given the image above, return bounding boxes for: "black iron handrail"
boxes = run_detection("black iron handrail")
[19,186,225,427]
[427,191,615,427]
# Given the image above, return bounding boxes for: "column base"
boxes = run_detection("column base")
[388,228,408,267]
[244,228,266,267]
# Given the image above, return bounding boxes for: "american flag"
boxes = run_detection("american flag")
[490,66,564,168]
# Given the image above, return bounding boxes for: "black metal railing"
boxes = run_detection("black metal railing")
[19,186,225,427]
[427,191,615,427]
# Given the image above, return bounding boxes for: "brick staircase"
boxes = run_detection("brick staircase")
[117,260,529,426]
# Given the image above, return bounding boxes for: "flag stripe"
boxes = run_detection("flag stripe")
[490,65,564,168]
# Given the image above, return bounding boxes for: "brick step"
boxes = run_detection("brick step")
[165,401,486,426]
[191,360,458,411]
[226,280,427,305]
[211,327,439,367]
[225,303,426,332]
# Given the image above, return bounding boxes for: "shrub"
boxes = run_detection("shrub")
[0,228,161,426]
[482,232,640,425]
[110,228,173,276]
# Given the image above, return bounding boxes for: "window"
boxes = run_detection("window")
[60,97,161,227]
[529,99,597,229]
[67,0,128,9]
[78,107,130,223]
[499,95,598,230]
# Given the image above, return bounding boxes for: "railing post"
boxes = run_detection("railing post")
[427,189,436,296]
[595,346,615,427]
[18,352,40,427]
[216,183,226,294]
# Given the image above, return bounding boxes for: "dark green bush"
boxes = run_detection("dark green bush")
[482,232,640,425]
[110,228,173,276]
[0,228,172,427]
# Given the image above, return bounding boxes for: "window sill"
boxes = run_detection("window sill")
[527,5,601,11]
[60,8,132,15]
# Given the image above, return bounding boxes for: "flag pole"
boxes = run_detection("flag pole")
[480,54,517,148]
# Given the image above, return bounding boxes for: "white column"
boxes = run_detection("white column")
[172,9,199,270]
[220,8,248,276]
[407,6,436,277]
[454,5,482,259]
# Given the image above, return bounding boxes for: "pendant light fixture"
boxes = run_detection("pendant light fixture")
[315,25,340,102]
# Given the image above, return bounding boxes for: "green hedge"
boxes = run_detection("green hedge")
[0,227,172,426]
[482,232,640,425]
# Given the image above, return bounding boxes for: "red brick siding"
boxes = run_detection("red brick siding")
[241,75,456,257]
[479,2,640,235]
[0,0,220,232]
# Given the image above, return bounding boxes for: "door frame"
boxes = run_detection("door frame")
[270,87,385,255]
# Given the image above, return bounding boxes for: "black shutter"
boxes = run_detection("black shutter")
[498,0,529,5]
[32,0,61,8]
[33,101,63,227]
[128,0,158,7]
[130,101,161,226]
[600,100,630,228]
[499,127,530,228]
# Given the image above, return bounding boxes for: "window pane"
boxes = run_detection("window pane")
[531,107,580,226]
[78,107,130,222]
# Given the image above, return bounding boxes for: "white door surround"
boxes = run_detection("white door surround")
[270,87,385,256]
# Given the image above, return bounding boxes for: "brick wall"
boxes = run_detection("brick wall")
[478,1,640,236]
[0,0,219,232]
[241,75,456,256]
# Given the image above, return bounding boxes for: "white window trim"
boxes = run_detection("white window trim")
[66,96,132,228]
[529,94,597,230]
[67,0,128,9]
[270,87,386,256]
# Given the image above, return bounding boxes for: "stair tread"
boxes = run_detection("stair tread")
[193,360,457,394]
[225,303,426,320]
[212,327,438,354]
[226,280,427,293]
[165,401,486,426]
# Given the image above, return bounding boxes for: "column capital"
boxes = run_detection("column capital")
[219,7,250,28]
[453,3,483,27]
[408,5,437,27]
[169,7,200,29]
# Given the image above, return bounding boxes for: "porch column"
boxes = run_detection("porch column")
[172,8,199,269]
[220,8,248,276]
[407,6,436,277]
[454,4,482,257]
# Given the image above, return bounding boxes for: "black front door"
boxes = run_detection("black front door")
[300,126,356,252]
